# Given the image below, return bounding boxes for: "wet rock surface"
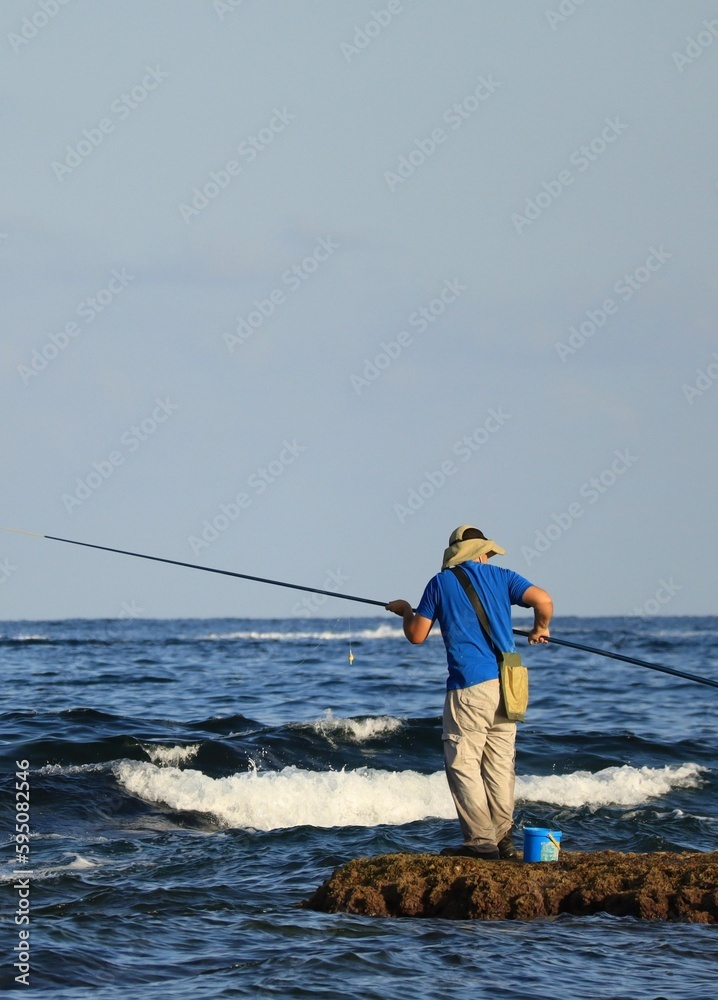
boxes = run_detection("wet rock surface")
[303,851,718,921]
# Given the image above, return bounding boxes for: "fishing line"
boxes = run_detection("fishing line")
[3,525,716,689]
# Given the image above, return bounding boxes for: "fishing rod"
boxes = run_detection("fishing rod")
[512,629,718,689]
[3,526,716,689]
[0,526,387,608]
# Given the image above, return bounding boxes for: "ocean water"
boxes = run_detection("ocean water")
[1,615,716,999]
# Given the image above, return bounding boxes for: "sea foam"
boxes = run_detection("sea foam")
[517,762,706,809]
[194,624,406,641]
[142,743,201,767]
[306,709,404,742]
[113,761,707,831]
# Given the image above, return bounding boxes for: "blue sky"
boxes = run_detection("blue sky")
[1,0,716,619]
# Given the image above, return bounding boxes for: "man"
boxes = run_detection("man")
[386,525,553,860]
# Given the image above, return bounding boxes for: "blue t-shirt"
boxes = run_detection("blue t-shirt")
[415,562,533,690]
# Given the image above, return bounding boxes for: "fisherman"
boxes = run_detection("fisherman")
[386,525,553,860]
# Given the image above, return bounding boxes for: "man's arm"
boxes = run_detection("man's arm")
[385,600,433,644]
[521,585,553,644]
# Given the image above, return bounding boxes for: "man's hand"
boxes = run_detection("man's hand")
[385,600,412,618]
[385,601,433,644]
[527,625,550,644]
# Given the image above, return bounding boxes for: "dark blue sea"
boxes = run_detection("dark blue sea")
[1,616,716,998]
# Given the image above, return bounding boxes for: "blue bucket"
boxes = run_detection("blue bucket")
[523,827,562,862]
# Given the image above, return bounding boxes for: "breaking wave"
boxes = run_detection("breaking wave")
[113,761,707,831]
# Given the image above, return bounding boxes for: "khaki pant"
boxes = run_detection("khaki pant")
[442,679,516,850]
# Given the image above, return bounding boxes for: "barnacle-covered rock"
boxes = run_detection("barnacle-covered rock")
[303,851,718,922]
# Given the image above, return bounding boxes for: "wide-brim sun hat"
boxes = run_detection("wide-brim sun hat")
[442,525,506,569]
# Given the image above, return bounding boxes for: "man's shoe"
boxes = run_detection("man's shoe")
[439,845,500,860]
[497,830,519,859]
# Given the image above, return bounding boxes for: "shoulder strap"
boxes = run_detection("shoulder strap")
[448,565,501,662]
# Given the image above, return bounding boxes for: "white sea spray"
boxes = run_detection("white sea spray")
[143,743,201,767]
[308,709,404,742]
[113,761,707,831]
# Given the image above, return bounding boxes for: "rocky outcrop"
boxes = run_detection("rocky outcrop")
[303,851,718,922]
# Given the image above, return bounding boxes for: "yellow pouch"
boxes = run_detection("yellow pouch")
[498,652,529,722]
